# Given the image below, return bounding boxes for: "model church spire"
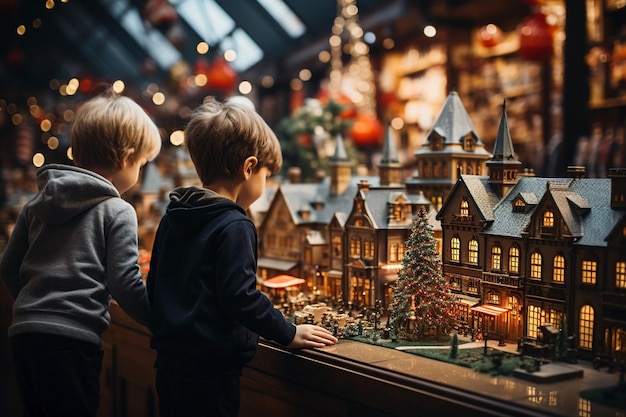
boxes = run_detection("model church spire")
[378,123,402,186]
[487,100,522,197]
[329,132,352,196]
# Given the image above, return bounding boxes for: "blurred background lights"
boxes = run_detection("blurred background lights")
[169,130,185,146]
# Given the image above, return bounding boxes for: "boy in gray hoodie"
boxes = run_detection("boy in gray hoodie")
[0,88,162,417]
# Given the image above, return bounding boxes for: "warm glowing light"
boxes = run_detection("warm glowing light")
[112,80,125,93]
[12,114,23,125]
[33,153,45,167]
[194,74,207,87]
[318,50,331,63]
[382,38,395,49]
[17,25,26,36]
[29,105,41,118]
[390,117,404,130]
[169,130,184,146]
[424,25,437,38]
[67,147,73,160]
[238,81,252,95]
[224,49,237,62]
[63,109,74,122]
[45,0,55,10]
[299,69,312,81]
[196,42,209,54]
[152,92,165,105]
[47,136,60,150]
[290,78,303,91]
[261,75,274,88]
[40,119,52,132]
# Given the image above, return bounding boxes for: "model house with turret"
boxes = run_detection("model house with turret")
[437,101,626,363]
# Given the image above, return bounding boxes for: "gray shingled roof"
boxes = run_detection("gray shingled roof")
[488,101,522,165]
[484,177,623,247]
[416,91,489,156]
[460,175,501,222]
[280,176,380,225]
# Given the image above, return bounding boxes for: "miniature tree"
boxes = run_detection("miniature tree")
[555,315,570,361]
[389,207,456,341]
[449,332,459,359]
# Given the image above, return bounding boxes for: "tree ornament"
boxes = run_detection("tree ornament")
[518,12,553,61]
[350,112,383,147]
[207,56,237,94]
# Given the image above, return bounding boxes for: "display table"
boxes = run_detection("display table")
[102,303,619,417]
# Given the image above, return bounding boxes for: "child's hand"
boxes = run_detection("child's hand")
[286,324,338,349]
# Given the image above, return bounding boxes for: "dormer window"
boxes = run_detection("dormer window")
[463,136,475,152]
[513,198,526,213]
[541,210,555,234]
[460,199,469,217]
[431,135,443,150]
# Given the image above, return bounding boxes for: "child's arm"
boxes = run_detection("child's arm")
[286,324,337,349]
[0,209,29,299]
[106,205,150,326]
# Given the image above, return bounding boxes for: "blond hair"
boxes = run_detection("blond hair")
[184,97,282,185]
[71,89,161,170]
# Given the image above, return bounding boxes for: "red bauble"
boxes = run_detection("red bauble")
[207,57,237,93]
[350,112,383,147]
[479,24,503,48]
[518,12,553,61]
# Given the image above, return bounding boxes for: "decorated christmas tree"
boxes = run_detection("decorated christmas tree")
[389,207,456,341]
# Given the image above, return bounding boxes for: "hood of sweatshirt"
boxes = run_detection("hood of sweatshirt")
[165,186,246,237]
[29,164,120,226]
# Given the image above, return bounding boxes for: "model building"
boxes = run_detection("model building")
[258,90,626,368]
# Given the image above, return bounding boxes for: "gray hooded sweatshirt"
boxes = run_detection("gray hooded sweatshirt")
[0,164,149,346]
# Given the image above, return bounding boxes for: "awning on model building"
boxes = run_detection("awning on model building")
[262,275,306,289]
[257,257,298,272]
[471,305,509,316]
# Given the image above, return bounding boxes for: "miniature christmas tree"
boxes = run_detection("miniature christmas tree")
[389,207,456,341]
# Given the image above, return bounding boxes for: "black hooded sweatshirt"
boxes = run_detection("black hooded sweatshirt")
[147,186,296,373]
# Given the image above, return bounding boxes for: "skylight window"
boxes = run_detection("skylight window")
[177,0,265,71]
[257,0,305,38]
[99,0,181,70]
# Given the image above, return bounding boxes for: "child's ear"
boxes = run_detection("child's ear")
[243,156,258,179]
[120,149,135,168]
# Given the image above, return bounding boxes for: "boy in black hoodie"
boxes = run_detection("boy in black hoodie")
[147,97,337,417]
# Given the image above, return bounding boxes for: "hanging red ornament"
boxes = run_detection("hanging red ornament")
[207,56,237,94]
[517,12,553,61]
[350,112,383,147]
[479,24,503,48]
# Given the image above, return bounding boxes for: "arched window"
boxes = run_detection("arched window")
[350,238,361,257]
[527,305,542,339]
[542,210,555,234]
[450,236,461,262]
[582,259,597,285]
[579,305,594,349]
[509,246,520,274]
[468,239,479,264]
[460,199,469,217]
[530,251,542,279]
[332,235,342,257]
[553,255,565,283]
[616,261,626,289]
[491,244,502,270]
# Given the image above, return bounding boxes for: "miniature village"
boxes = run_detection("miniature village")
[125,91,626,395]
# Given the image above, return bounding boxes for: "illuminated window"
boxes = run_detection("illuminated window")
[389,243,405,263]
[460,199,469,217]
[487,292,500,304]
[616,261,626,289]
[581,259,597,285]
[450,236,460,262]
[468,239,478,264]
[422,162,430,178]
[332,235,342,257]
[541,210,555,233]
[578,398,591,417]
[364,241,375,259]
[578,305,594,349]
[553,255,565,282]
[530,252,542,279]
[527,305,542,339]
[442,162,449,177]
[350,238,361,257]
[491,244,501,270]
[513,198,525,213]
[509,246,520,273]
